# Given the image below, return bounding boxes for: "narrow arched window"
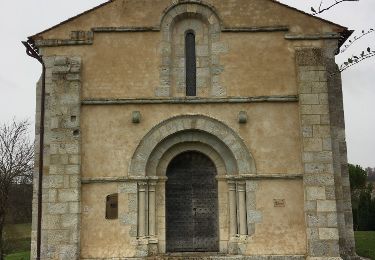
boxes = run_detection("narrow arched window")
[185,31,196,96]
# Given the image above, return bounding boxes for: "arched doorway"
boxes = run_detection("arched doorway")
[166,151,219,252]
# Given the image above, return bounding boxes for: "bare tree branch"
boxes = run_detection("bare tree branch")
[340,29,375,53]
[311,0,359,15]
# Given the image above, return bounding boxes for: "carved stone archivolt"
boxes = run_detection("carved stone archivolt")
[128,115,257,255]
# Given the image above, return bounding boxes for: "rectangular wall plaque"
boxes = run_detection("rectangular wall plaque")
[273,199,286,207]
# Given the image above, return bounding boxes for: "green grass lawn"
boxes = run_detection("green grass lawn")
[355,231,375,260]
[3,223,31,258]
[5,251,30,260]
[3,223,31,240]
[1,224,375,259]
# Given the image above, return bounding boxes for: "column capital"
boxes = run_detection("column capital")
[138,182,148,191]
[237,181,246,191]
[228,180,236,191]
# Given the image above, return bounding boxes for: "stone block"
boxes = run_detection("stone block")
[58,245,78,260]
[302,151,333,163]
[129,225,138,237]
[211,84,226,97]
[187,4,197,13]
[68,155,80,164]
[312,82,328,93]
[66,73,80,81]
[69,175,80,188]
[49,164,64,175]
[301,105,329,115]
[61,214,78,229]
[307,227,319,240]
[122,212,137,225]
[325,186,336,200]
[320,115,330,125]
[309,240,330,257]
[65,144,79,154]
[300,94,319,105]
[303,138,322,152]
[246,181,258,192]
[54,57,67,66]
[58,189,79,202]
[247,210,262,223]
[319,228,339,240]
[302,115,320,126]
[306,186,326,200]
[196,45,209,56]
[300,82,312,93]
[211,65,224,75]
[327,213,338,227]
[305,200,317,212]
[65,165,80,175]
[319,94,328,104]
[296,48,324,66]
[302,126,313,137]
[48,175,64,188]
[119,182,137,193]
[317,200,337,212]
[212,42,229,54]
[155,87,170,97]
[307,213,327,227]
[48,202,69,214]
[323,138,332,151]
[299,71,318,82]
[304,174,334,186]
[44,215,61,230]
[47,230,70,244]
[305,163,333,174]
[313,125,331,138]
[69,202,81,214]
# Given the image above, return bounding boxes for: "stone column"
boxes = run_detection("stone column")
[138,182,147,237]
[148,181,156,237]
[237,181,247,235]
[228,181,237,236]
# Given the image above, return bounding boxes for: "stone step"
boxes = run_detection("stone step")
[145,254,305,260]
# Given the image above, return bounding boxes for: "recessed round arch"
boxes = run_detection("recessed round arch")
[147,133,234,176]
[128,115,256,176]
[160,1,222,29]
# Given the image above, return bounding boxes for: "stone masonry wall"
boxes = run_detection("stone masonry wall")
[31,55,82,260]
[325,44,357,259]
[296,47,342,260]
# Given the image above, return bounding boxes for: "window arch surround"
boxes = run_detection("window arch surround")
[156,2,228,97]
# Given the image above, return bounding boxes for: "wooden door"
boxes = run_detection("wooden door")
[166,151,219,252]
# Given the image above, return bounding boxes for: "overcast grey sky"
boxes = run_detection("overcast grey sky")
[0,0,374,167]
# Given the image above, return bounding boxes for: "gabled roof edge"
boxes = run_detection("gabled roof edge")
[29,0,113,40]
[271,1,352,47]
[271,0,348,30]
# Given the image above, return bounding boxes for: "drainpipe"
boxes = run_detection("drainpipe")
[22,39,45,260]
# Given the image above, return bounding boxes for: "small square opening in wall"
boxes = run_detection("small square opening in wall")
[105,193,118,219]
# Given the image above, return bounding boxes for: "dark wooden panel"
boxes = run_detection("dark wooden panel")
[166,151,218,252]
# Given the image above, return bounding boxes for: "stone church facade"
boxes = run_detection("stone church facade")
[28,0,357,259]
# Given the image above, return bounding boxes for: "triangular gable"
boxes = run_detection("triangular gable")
[30,0,350,42]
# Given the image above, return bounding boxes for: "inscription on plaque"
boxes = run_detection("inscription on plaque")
[273,199,286,207]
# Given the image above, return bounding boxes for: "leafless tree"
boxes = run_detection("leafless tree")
[0,119,33,259]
